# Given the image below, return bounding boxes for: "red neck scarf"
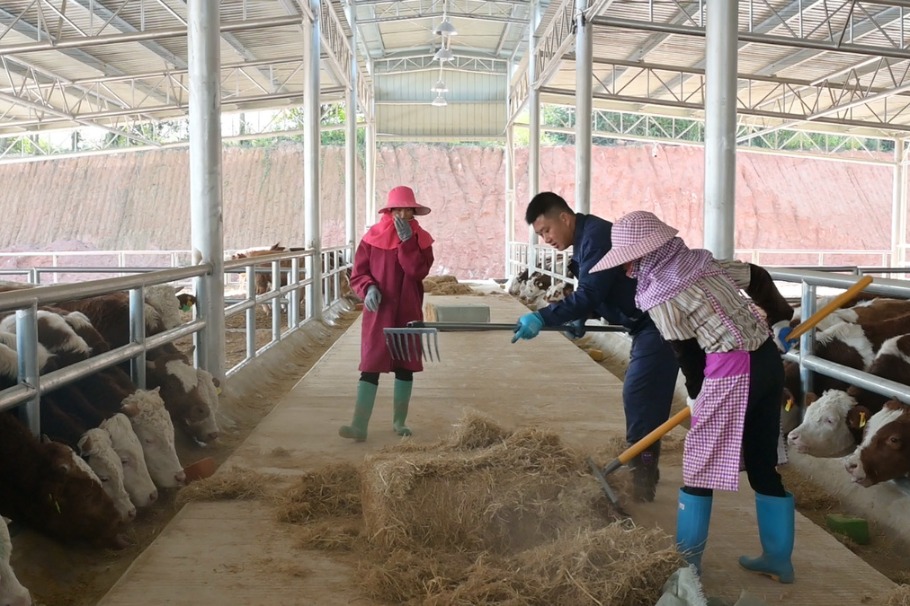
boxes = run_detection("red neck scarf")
[361,213,434,251]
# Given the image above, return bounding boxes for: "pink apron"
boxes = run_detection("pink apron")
[684,351,750,491]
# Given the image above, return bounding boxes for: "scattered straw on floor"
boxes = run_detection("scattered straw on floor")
[177,466,278,504]
[275,462,362,523]
[275,411,683,605]
[779,467,839,512]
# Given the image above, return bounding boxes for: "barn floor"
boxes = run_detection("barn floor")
[97,294,896,606]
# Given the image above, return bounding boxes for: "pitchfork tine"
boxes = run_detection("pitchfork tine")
[403,332,412,362]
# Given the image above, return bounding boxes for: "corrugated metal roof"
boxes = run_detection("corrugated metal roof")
[0,1,908,141]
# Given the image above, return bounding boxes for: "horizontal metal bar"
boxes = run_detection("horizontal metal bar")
[769,268,910,298]
[0,16,304,56]
[0,317,203,411]
[798,354,910,404]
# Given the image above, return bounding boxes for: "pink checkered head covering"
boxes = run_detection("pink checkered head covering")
[591,211,716,310]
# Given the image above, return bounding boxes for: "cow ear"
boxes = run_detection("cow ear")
[121,401,140,417]
[77,434,92,454]
[847,406,872,430]
[805,392,818,406]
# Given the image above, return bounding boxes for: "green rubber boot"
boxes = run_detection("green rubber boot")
[393,379,413,437]
[339,381,377,442]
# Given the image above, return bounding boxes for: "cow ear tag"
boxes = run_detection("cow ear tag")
[181,304,191,312]
[785,397,793,412]
[859,412,867,428]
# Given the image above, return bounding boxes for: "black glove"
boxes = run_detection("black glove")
[563,318,587,339]
[394,216,413,242]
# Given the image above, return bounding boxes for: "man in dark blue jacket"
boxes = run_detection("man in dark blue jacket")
[512,191,679,501]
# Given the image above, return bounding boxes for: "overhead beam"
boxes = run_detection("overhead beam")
[0,15,303,56]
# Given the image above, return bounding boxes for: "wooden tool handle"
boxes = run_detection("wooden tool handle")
[786,275,873,342]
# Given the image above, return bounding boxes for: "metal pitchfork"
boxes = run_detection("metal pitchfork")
[384,321,630,363]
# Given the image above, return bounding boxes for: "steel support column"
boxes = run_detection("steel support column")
[365,109,377,224]
[703,0,737,259]
[528,0,541,269]
[345,8,358,262]
[505,123,515,277]
[893,139,907,267]
[574,0,592,215]
[188,0,225,382]
[304,0,323,320]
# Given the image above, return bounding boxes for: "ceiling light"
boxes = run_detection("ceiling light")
[431,93,448,107]
[433,46,454,62]
[434,17,458,36]
[431,79,448,93]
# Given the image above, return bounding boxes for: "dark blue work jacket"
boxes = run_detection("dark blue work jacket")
[536,213,655,336]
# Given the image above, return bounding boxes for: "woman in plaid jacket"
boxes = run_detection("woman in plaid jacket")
[591,210,795,584]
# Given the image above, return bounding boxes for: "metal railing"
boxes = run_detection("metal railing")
[508,242,576,287]
[0,244,353,434]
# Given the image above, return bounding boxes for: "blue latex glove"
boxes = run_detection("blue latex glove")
[563,318,587,339]
[394,216,413,242]
[512,312,544,343]
[772,320,793,353]
[364,285,382,312]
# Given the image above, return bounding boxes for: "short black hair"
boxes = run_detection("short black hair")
[525,192,572,224]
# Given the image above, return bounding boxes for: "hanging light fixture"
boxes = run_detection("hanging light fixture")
[431,92,448,107]
[433,43,454,62]
[434,16,457,36]
[434,0,458,36]
[431,66,448,93]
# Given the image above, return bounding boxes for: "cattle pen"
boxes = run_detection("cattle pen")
[72,291,896,606]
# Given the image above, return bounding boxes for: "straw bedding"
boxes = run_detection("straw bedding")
[276,412,684,605]
[423,275,477,295]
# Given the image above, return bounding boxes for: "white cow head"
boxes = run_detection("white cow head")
[0,519,31,606]
[100,413,158,508]
[78,428,136,522]
[787,390,867,458]
[191,368,221,443]
[144,284,183,333]
[121,388,186,489]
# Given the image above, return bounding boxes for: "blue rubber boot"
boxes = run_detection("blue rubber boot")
[392,379,413,436]
[339,381,377,442]
[739,492,795,584]
[676,489,713,574]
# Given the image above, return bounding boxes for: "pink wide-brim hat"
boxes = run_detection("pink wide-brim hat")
[590,211,678,273]
[379,185,431,216]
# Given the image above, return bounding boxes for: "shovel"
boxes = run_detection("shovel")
[384,321,629,363]
[589,274,874,516]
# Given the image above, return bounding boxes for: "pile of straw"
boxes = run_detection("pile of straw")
[176,466,277,504]
[884,585,910,606]
[279,412,683,605]
[423,274,476,295]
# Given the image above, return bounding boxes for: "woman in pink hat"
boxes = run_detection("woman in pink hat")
[591,210,794,584]
[340,185,435,442]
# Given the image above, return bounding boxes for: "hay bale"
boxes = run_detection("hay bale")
[361,426,581,553]
[276,461,361,523]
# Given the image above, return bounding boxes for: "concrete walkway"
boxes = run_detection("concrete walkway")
[98,293,895,605]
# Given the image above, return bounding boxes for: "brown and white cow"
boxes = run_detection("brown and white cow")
[786,332,910,457]
[844,399,910,486]
[0,518,31,606]
[146,347,219,444]
[0,413,127,548]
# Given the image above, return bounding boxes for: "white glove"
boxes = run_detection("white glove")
[364,285,382,312]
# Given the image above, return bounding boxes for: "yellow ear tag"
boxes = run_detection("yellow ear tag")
[785,398,793,412]
[859,412,867,428]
